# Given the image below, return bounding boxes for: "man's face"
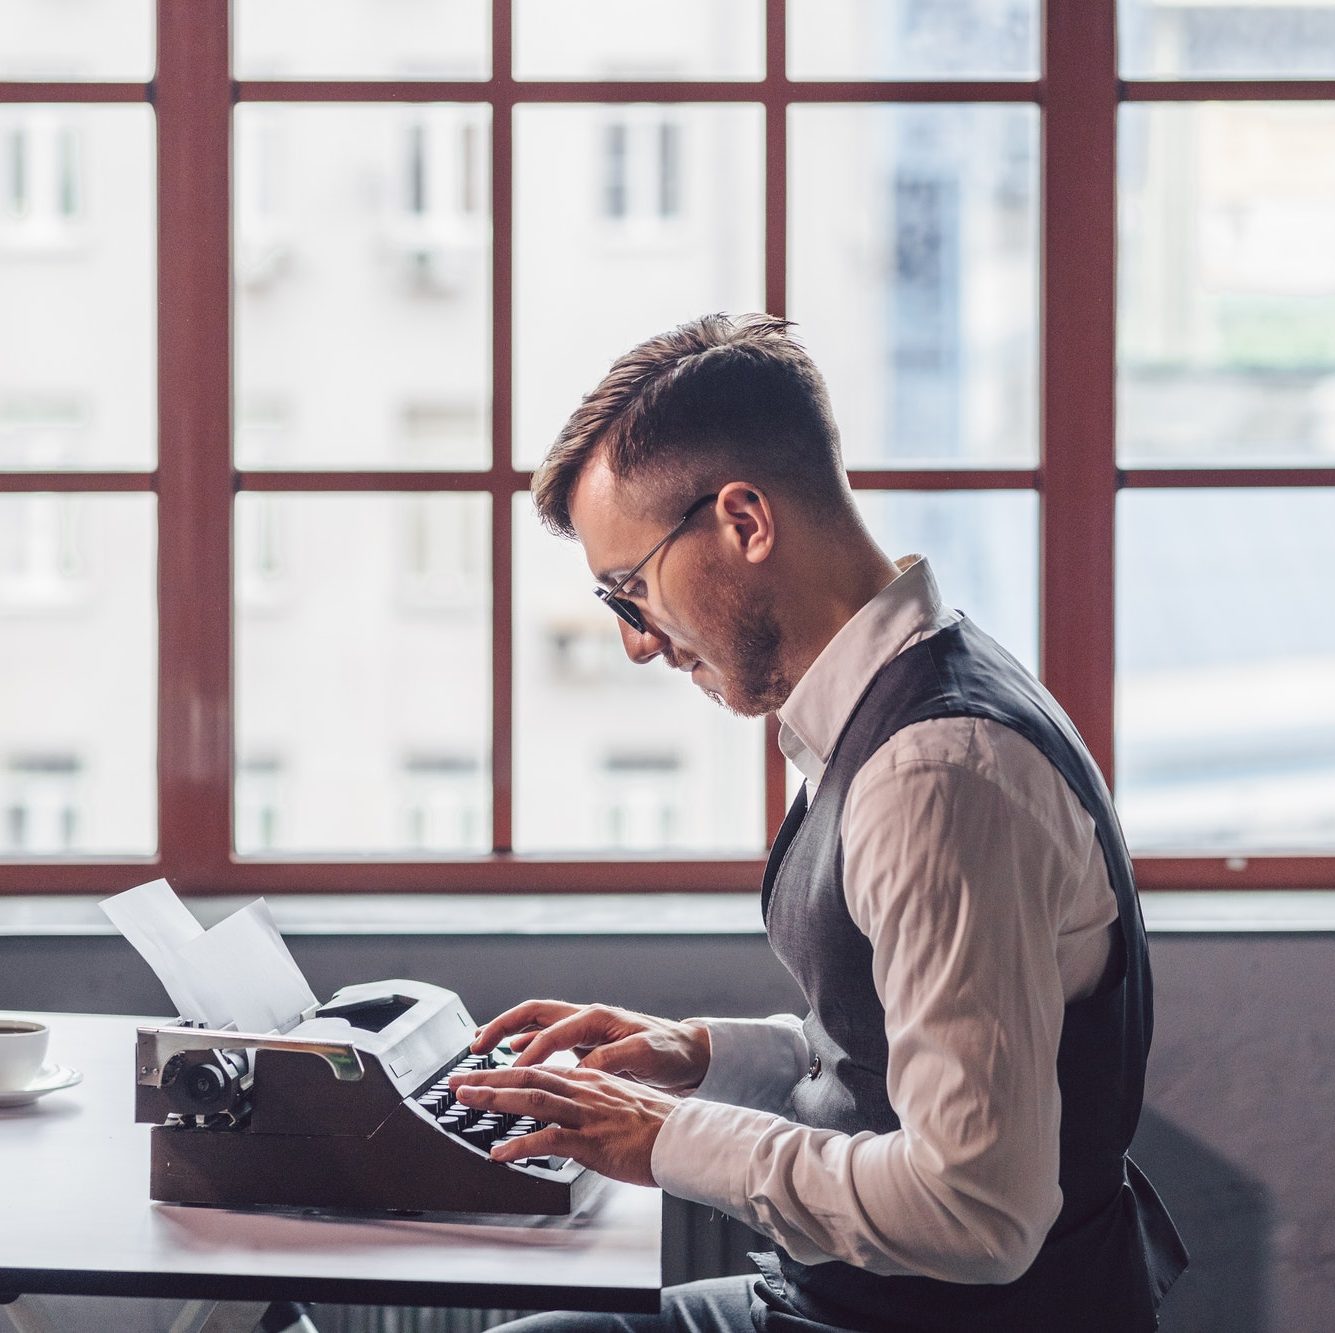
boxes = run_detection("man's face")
[569,460,793,718]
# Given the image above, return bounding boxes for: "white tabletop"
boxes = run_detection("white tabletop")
[0,1011,662,1313]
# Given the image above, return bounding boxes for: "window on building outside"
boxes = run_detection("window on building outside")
[235,756,284,855]
[3,755,81,855]
[402,753,486,852]
[601,114,683,225]
[395,107,490,295]
[0,397,88,608]
[600,753,684,852]
[0,114,82,245]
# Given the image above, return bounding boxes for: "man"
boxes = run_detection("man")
[451,314,1187,1331]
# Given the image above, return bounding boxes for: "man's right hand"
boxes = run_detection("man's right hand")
[470,999,711,1094]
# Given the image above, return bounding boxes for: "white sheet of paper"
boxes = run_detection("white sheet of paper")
[100,880,318,1034]
[175,899,317,1034]
[99,879,211,1022]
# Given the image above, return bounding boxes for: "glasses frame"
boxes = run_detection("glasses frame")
[593,493,718,633]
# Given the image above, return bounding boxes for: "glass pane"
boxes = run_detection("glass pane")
[1120,104,1335,468]
[234,105,491,470]
[0,494,155,855]
[234,0,490,80]
[0,105,155,470]
[1117,489,1335,853]
[1120,1,1335,79]
[514,104,763,467]
[0,1,153,81]
[853,491,1039,673]
[788,0,1037,80]
[234,493,491,854]
[514,0,763,80]
[790,105,1039,468]
[513,495,765,854]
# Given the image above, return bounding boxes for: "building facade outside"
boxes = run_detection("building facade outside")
[2,0,1333,863]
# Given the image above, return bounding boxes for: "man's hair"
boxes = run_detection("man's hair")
[532,313,850,537]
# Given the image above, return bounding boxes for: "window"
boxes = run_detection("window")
[3,755,81,855]
[601,112,684,227]
[235,494,288,607]
[233,111,289,290]
[235,755,284,854]
[397,492,488,609]
[233,103,491,472]
[0,394,86,470]
[3,1,1332,894]
[0,113,83,247]
[0,494,83,605]
[0,396,87,608]
[599,753,683,852]
[402,753,486,852]
[390,107,490,295]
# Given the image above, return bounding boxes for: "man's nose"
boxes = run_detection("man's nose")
[617,616,667,665]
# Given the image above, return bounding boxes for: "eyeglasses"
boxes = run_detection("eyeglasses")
[593,493,717,634]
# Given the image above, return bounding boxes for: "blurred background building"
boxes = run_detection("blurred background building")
[2,0,1333,863]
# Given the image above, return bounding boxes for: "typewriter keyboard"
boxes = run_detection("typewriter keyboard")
[415,1050,570,1171]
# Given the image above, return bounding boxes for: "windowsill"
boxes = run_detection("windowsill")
[0,891,1333,937]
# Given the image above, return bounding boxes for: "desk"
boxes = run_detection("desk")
[0,1012,661,1324]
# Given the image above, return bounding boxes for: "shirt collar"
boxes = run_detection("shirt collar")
[777,556,959,788]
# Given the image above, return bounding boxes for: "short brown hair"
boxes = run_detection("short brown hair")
[532,313,849,537]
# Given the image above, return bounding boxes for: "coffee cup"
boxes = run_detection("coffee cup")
[0,1019,50,1092]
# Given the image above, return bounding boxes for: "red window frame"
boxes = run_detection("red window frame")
[2,0,1333,895]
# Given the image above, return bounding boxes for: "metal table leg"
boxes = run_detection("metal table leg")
[0,1294,316,1333]
[0,1295,61,1333]
[172,1300,319,1333]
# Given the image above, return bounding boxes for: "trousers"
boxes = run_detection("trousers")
[489,1277,755,1333]
[485,1273,943,1333]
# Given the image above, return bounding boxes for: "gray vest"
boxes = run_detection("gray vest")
[760,618,1187,1332]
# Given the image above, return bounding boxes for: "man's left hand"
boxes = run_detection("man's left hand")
[448,1064,679,1187]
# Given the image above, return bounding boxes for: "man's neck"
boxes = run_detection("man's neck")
[780,542,900,690]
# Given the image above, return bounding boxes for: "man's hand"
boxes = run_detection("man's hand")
[448,1064,678,1187]
[471,999,711,1093]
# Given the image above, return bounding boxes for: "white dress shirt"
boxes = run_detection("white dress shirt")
[650,557,1120,1286]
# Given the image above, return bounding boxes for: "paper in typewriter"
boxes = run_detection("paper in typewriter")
[100,879,317,1033]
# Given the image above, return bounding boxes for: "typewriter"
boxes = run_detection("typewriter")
[134,979,597,1216]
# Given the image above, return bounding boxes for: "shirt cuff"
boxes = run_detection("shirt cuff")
[692,1015,809,1112]
[652,1096,783,1221]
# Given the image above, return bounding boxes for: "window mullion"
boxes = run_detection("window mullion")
[156,0,233,888]
[1041,0,1119,783]
[763,0,789,843]
[491,0,515,855]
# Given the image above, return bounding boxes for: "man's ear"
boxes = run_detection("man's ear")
[716,482,775,565]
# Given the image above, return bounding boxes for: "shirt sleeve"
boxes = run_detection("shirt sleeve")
[652,727,1075,1285]
[689,1014,809,1112]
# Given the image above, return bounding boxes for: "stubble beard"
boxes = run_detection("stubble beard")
[692,577,793,719]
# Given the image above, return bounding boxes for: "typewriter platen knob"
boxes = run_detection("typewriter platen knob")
[161,1048,250,1118]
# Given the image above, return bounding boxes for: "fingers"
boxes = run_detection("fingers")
[470,999,580,1053]
[510,1006,622,1068]
[486,1124,573,1166]
[451,1065,675,1188]
[450,1064,588,1128]
[576,1036,644,1077]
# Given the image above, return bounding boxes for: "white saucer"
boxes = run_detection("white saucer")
[0,1063,83,1108]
